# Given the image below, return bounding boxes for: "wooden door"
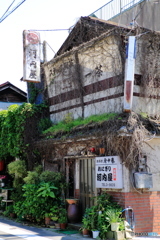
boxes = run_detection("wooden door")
[80,158,96,213]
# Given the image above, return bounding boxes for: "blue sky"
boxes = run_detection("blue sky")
[0,0,108,92]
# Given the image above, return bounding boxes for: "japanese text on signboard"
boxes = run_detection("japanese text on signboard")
[95,156,123,189]
[23,30,41,82]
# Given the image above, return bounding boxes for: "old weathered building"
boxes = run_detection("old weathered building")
[34,16,160,234]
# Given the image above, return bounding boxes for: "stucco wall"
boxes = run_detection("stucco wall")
[44,35,124,123]
[44,29,160,123]
[143,137,160,191]
[111,0,160,31]
[120,137,160,192]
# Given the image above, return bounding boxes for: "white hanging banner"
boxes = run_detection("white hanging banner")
[23,30,41,82]
[124,36,136,112]
[95,156,123,189]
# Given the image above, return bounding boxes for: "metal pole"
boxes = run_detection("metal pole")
[120,0,122,12]
[43,40,47,63]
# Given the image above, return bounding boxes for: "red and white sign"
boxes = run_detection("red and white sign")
[23,30,41,82]
[95,156,123,189]
[124,36,136,112]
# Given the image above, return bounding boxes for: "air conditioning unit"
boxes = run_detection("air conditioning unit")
[134,172,153,189]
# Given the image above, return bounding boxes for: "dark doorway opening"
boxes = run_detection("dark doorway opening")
[65,159,75,198]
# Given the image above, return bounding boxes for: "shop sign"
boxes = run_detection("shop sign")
[124,36,136,112]
[95,156,123,189]
[23,30,41,82]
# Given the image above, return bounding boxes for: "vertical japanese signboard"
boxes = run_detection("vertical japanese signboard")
[23,30,41,82]
[95,156,123,189]
[124,36,136,112]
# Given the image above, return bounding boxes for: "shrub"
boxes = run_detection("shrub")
[81,193,122,239]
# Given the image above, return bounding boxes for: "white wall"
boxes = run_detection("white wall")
[44,29,160,123]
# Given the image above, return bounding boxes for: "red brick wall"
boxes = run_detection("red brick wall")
[74,189,80,199]
[107,191,160,234]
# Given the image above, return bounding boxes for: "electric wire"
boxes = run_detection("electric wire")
[28,29,70,32]
[0,0,27,23]
[0,0,16,20]
[45,42,56,54]
[132,0,146,23]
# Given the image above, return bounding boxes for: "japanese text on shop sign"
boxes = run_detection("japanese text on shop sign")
[23,31,41,82]
[95,156,123,189]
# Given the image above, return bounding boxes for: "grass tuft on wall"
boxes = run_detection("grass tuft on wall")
[43,113,117,135]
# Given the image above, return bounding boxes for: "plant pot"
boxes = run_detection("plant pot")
[106,231,114,239]
[45,217,51,225]
[54,223,60,229]
[60,223,67,229]
[114,230,125,240]
[92,230,100,239]
[66,198,79,205]
[111,222,120,231]
[82,228,90,237]
[10,213,16,218]
[67,202,80,223]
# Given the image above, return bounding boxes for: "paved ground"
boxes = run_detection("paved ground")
[0,216,160,240]
[0,216,93,240]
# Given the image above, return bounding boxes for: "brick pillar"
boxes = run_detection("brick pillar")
[74,189,80,198]
[108,191,160,234]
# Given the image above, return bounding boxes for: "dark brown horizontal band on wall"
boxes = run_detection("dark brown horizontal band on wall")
[50,92,124,115]
[50,90,159,115]
[133,92,160,99]
[83,75,121,95]
[49,75,122,106]
[49,74,142,106]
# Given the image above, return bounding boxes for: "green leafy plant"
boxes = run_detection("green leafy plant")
[13,200,25,218]
[37,182,57,198]
[81,193,122,239]
[19,184,48,221]
[58,208,67,223]
[3,204,14,217]
[0,102,48,164]
[8,160,27,188]
[8,160,26,178]
[119,219,125,231]
[63,112,73,123]
[81,207,92,230]
[28,82,43,104]
[24,165,43,184]
[38,118,52,133]
[39,171,67,195]
[10,168,67,223]
[49,205,59,221]
[105,209,122,223]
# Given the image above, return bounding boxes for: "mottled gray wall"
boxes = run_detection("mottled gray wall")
[111,0,160,31]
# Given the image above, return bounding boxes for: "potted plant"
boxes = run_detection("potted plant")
[58,207,67,229]
[84,206,100,239]
[49,205,59,222]
[44,212,51,225]
[105,208,122,231]
[49,205,60,228]
[3,204,16,218]
[81,209,91,237]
